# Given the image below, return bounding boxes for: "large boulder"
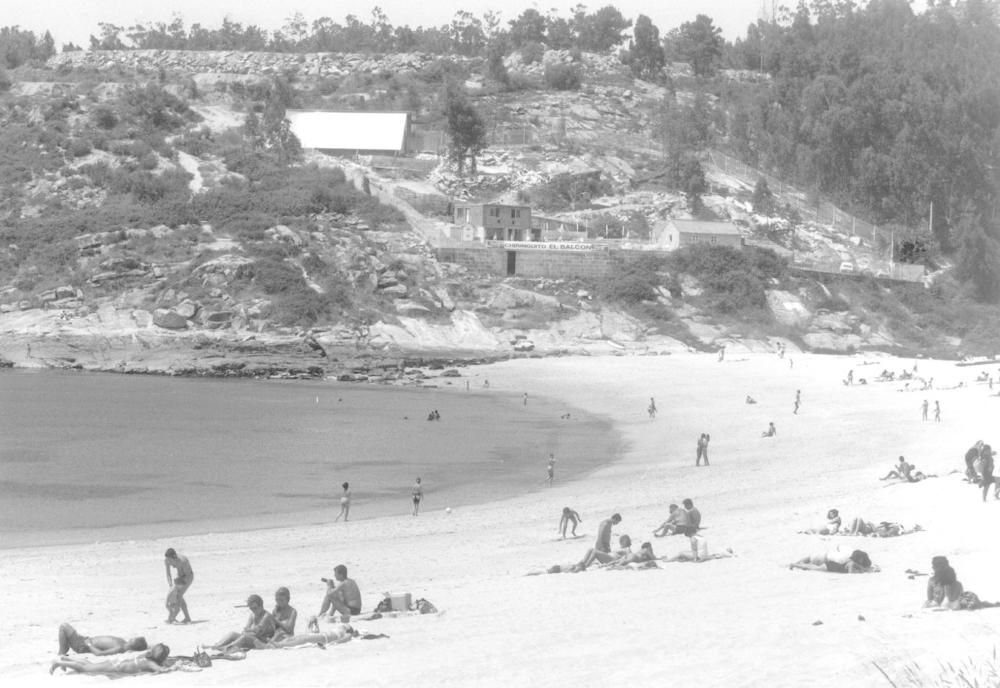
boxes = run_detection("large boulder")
[174,300,199,319]
[153,309,189,330]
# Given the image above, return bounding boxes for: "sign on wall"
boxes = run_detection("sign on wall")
[486,240,596,251]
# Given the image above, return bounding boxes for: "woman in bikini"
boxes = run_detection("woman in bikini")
[334,482,351,522]
[790,549,877,573]
[412,477,423,516]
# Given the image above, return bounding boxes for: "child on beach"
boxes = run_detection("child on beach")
[558,507,582,538]
[799,509,842,535]
[334,482,351,522]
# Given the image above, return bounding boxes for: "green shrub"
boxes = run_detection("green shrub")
[69,138,92,157]
[668,245,784,315]
[544,63,582,90]
[599,254,669,304]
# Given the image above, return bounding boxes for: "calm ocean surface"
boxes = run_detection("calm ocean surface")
[0,370,619,547]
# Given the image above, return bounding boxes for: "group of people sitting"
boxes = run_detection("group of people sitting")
[51,566,364,676]
[924,556,998,611]
[880,456,934,483]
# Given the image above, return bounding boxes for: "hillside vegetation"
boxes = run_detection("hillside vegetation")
[1,2,1000,370]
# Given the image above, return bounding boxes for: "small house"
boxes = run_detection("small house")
[453,203,536,242]
[655,219,744,251]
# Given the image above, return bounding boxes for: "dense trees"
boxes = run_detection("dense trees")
[625,15,665,81]
[0,26,56,68]
[443,85,486,175]
[664,14,723,77]
[723,0,1000,300]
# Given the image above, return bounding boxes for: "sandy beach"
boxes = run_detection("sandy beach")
[5,350,1000,687]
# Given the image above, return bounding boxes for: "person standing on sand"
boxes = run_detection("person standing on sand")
[648,397,657,418]
[965,441,984,482]
[546,454,556,486]
[523,392,528,406]
[701,434,711,466]
[980,445,996,502]
[696,433,706,466]
[334,482,351,522]
[934,401,941,422]
[793,390,801,415]
[921,399,929,421]
[577,513,622,568]
[164,548,193,624]
[412,477,423,516]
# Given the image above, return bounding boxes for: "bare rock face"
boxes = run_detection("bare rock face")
[174,301,199,319]
[153,309,188,330]
[485,284,561,310]
[767,290,811,327]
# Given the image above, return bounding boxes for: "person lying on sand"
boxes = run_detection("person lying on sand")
[799,509,842,535]
[662,548,736,563]
[653,504,682,537]
[745,395,757,404]
[209,595,276,651]
[50,643,172,675]
[266,616,356,648]
[790,549,878,573]
[841,518,923,537]
[924,556,999,611]
[57,623,147,656]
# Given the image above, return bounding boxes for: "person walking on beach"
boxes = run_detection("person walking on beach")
[648,397,657,418]
[164,548,193,624]
[558,507,582,538]
[334,482,351,522]
[793,390,801,415]
[412,477,423,516]
[846,369,854,385]
[921,399,929,421]
[934,401,941,422]
[701,434,711,466]
[696,433,707,466]
[523,392,529,406]
[546,454,556,486]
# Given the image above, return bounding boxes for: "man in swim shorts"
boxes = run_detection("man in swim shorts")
[319,564,362,622]
[51,644,172,676]
[164,548,193,624]
[58,623,147,656]
[965,441,984,482]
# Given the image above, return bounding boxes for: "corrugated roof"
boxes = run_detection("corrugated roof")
[286,111,408,152]
[669,219,742,236]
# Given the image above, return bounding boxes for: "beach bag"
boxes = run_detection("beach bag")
[193,647,212,668]
[374,596,394,613]
[413,598,438,614]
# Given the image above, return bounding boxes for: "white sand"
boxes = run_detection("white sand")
[6,352,1000,686]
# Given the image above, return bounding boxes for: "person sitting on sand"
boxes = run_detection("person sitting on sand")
[318,565,362,622]
[653,504,682,537]
[210,595,276,651]
[745,395,757,404]
[271,587,297,641]
[558,506,582,539]
[50,644,172,676]
[762,422,776,438]
[924,556,998,611]
[880,456,933,482]
[799,509,842,535]
[57,623,147,656]
[266,616,356,648]
[576,513,622,569]
[790,549,878,573]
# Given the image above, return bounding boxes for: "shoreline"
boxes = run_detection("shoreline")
[0,371,622,551]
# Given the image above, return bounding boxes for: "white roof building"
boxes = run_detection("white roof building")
[285,111,411,154]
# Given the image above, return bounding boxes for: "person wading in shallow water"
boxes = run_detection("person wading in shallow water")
[412,477,423,516]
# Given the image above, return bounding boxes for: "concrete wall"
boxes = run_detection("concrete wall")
[436,247,620,279]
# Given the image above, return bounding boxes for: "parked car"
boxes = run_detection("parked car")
[839,261,855,274]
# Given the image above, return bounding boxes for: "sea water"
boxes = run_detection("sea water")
[0,370,619,547]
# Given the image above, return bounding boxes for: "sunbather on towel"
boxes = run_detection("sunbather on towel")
[662,548,736,563]
[51,644,172,675]
[790,548,878,573]
[266,617,356,648]
[605,541,657,568]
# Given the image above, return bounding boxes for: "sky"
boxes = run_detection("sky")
[4,0,775,48]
